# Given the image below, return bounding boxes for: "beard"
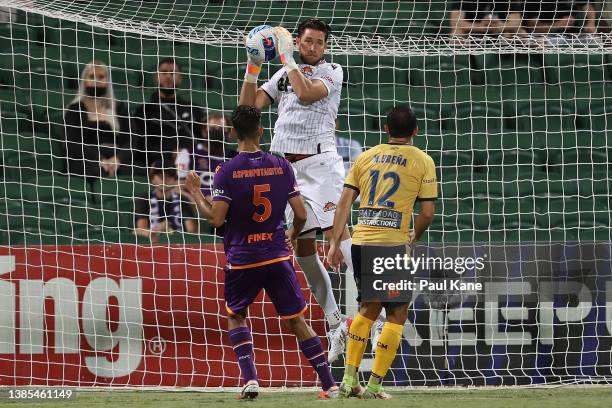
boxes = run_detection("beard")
[299,52,322,65]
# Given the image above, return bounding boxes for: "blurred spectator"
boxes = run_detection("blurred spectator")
[334,118,363,174]
[176,111,237,198]
[523,0,599,34]
[134,167,197,242]
[132,57,203,169]
[0,7,16,23]
[449,0,526,37]
[200,111,238,160]
[64,60,138,180]
[336,135,363,174]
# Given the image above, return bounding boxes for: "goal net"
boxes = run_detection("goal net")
[0,0,612,387]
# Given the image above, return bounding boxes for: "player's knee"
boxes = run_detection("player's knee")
[295,238,317,257]
[384,304,409,325]
[228,309,248,326]
[358,302,383,321]
[284,314,306,333]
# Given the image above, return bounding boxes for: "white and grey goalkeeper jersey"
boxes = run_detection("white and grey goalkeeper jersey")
[261,61,343,155]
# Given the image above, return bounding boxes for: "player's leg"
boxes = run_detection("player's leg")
[336,243,370,396]
[362,303,409,400]
[263,260,337,397]
[323,224,355,283]
[340,301,382,398]
[284,315,338,398]
[293,233,348,362]
[224,266,263,399]
[227,310,259,399]
[293,231,343,328]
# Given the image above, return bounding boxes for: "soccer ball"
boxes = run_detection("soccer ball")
[245,25,278,63]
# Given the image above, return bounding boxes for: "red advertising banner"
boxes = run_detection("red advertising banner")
[0,245,325,387]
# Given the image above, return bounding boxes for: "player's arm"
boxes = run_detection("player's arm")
[239,82,274,109]
[287,195,307,238]
[239,34,274,109]
[184,171,228,228]
[274,27,329,103]
[411,156,438,244]
[327,186,359,270]
[330,187,358,244]
[411,201,435,244]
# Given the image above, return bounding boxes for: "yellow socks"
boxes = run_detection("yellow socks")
[345,313,375,372]
[370,322,403,385]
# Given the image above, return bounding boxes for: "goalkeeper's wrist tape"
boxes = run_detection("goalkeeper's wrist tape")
[244,63,262,83]
[280,52,298,72]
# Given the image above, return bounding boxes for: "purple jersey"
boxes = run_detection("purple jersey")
[212,151,299,267]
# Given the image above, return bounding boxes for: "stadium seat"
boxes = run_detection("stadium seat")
[0,88,30,116]
[4,65,66,91]
[27,89,73,123]
[2,152,60,180]
[475,54,545,86]
[31,175,91,205]
[92,176,150,210]
[485,150,542,178]
[212,64,245,97]
[44,22,113,49]
[0,201,63,237]
[359,56,409,86]
[439,172,504,199]
[577,171,612,197]
[452,104,505,136]
[517,103,577,137]
[438,151,474,176]
[407,55,472,87]
[584,105,612,133]
[544,54,607,85]
[475,199,537,232]
[0,110,31,136]
[496,170,557,198]
[548,149,610,179]
[413,133,442,155]
[0,132,58,155]
[567,83,612,118]
[411,105,446,135]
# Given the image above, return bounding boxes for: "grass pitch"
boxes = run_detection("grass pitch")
[2,387,611,408]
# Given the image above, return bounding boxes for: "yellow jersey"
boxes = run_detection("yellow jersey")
[344,143,437,245]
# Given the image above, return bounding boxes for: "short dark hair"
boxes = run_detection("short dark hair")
[386,105,417,138]
[150,166,178,181]
[231,105,261,140]
[158,57,182,72]
[297,18,331,41]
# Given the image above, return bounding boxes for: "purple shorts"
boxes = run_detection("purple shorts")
[224,259,307,319]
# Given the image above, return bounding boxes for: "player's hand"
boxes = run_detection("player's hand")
[327,241,344,272]
[184,171,202,195]
[285,229,298,252]
[285,236,293,251]
[244,35,264,67]
[273,26,298,71]
[409,230,417,246]
[274,26,294,55]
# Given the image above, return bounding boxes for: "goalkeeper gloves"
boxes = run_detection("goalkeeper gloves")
[244,36,263,84]
[274,26,298,72]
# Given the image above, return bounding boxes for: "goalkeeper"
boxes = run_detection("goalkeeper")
[328,106,437,399]
[239,19,352,362]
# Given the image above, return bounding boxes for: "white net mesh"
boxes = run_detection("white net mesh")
[0,0,612,388]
